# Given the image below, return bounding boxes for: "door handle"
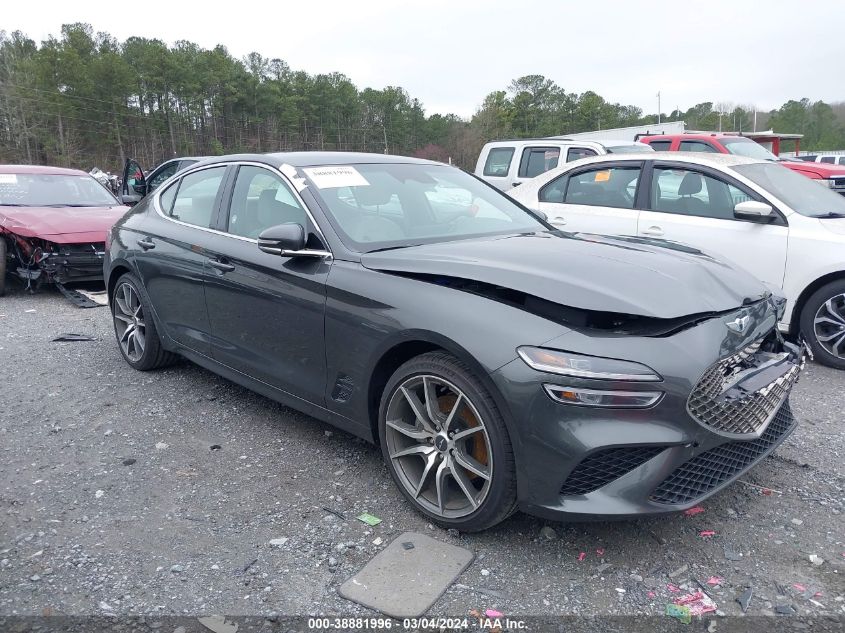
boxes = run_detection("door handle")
[551,217,567,226]
[137,238,155,250]
[642,226,664,237]
[208,258,235,273]
[511,182,522,187]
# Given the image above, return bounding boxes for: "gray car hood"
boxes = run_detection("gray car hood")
[361,231,768,319]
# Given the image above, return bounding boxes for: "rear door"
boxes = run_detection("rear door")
[536,162,643,236]
[512,145,561,188]
[132,164,231,356]
[202,163,331,405]
[637,161,789,287]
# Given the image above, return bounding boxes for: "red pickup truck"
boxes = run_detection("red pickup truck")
[639,133,845,195]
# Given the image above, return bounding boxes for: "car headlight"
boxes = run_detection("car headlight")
[818,179,836,189]
[517,347,662,382]
[544,384,663,408]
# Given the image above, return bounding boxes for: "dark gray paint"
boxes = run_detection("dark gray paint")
[104,152,801,521]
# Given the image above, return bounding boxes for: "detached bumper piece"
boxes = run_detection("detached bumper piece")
[650,400,796,505]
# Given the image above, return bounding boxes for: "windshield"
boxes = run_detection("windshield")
[304,163,545,251]
[0,173,118,206]
[734,162,845,217]
[605,143,655,154]
[721,137,778,161]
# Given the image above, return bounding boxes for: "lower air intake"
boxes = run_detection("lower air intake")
[560,446,665,496]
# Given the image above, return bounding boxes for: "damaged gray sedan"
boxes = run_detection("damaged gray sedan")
[104,153,805,531]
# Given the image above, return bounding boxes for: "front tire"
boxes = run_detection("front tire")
[111,273,176,370]
[800,279,845,370]
[378,351,517,531]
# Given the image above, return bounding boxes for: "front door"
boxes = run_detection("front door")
[203,164,330,405]
[537,163,642,236]
[637,163,789,288]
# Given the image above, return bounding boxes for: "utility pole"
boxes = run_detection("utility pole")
[657,91,661,124]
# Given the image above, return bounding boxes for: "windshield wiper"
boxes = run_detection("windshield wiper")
[43,203,102,207]
[0,203,34,207]
[815,212,845,219]
[367,244,423,253]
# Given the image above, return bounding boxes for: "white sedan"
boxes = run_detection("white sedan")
[508,152,845,369]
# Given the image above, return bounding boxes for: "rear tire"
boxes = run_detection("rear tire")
[111,273,176,370]
[799,279,845,370]
[378,351,517,531]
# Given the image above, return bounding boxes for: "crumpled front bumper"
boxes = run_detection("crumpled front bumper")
[16,242,106,284]
[492,309,805,521]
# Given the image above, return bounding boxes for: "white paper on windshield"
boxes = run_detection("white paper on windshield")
[302,166,369,189]
[0,174,17,184]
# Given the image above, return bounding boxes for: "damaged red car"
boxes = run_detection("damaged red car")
[0,165,128,295]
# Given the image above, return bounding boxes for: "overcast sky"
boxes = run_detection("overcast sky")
[6,1,843,118]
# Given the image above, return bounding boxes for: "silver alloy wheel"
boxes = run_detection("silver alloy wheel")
[113,282,147,362]
[385,374,493,519]
[814,293,845,359]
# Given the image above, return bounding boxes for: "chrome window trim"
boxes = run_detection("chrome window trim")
[151,160,333,258]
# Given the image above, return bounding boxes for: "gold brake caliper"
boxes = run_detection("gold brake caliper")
[438,394,488,479]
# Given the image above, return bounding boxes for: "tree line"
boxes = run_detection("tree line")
[1,24,844,173]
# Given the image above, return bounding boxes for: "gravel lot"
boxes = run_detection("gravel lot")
[1,283,843,623]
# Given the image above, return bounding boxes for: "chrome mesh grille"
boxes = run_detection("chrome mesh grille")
[650,401,796,505]
[687,340,800,436]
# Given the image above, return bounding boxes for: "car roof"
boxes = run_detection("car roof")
[0,164,89,176]
[565,151,765,168]
[193,152,442,169]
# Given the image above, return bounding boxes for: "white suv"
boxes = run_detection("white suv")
[508,152,845,369]
[474,138,652,191]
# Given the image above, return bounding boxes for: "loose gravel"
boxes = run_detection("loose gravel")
[1,284,843,619]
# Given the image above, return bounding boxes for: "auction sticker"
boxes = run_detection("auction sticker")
[302,166,369,189]
[0,174,18,184]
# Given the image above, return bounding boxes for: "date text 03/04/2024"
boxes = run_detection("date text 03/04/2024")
[306,617,529,630]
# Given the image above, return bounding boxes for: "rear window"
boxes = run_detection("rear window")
[679,141,719,153]
[645,140,672,151]
[483,147,514,177]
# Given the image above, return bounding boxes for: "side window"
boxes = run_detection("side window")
[518,147,560,178]
[563,166,641,209]
[679,141,719,153]
[227,166,307,239]
[651,167,751,220]
[158,180,178,214]
[647,140,672,151]
[820,156,834,164]
[566,147,598,162]
[539,174,568,203]
[170,167,226,227]
[838,157,845,165]
[148,162,179,192]
[483,148,515,177]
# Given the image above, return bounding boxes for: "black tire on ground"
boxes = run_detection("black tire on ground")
[111,272,177,371]
[0,237,6,296]
[378,351,517,531]
[799,279,845,370]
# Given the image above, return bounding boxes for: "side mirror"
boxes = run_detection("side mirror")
[120,193,142,206]
[258,223,306,255]
[531,208,548,222]
[734,200,774,220]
